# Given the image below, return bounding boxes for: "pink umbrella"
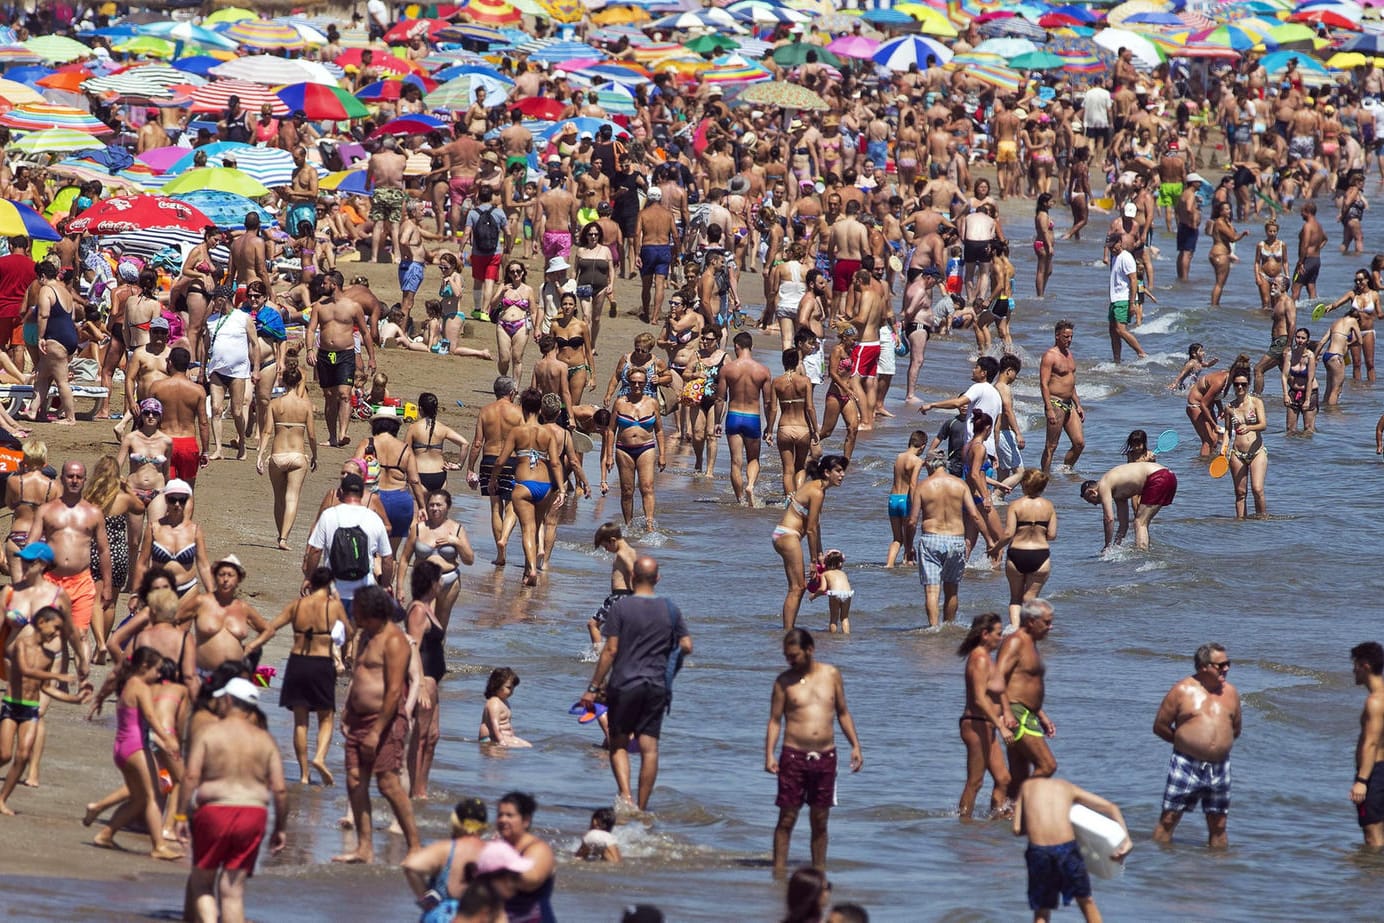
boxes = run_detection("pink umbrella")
[136,145,188,173]
[826,34,880,59]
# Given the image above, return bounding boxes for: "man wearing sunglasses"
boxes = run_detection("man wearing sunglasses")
[1152,643,1241,848]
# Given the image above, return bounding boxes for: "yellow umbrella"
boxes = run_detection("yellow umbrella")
[204,6,256,24]
[894,3,960,38]
[1327,51,1369,69]
[0,78,44,105]
[593,5,650,24]
[162,166,270,197]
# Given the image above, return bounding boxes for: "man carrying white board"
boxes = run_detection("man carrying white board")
[1151,643,1242,849]
[1012,776,1131,923]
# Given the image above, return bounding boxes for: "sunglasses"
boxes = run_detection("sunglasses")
[1211,660,1231,671]
[166,496,188,505]
[142,410,161,416]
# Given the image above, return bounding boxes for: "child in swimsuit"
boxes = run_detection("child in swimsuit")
[809,549,853,635]
[478,667,531,748]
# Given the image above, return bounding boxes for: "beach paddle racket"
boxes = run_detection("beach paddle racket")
[1154,430,1179,454]
[1208,430,1230,479]
[1311,303,1329,321]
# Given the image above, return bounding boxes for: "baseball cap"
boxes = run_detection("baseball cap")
[340,472,366,493]
[17,541,54,563]
[213,677,261,706]
[163,478,192,498]
[1123,201,1138,217]
[149,316,170,332]
[475,840,535,875]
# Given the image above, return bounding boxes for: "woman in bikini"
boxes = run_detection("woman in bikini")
[1280,327,1318,435]
[1224,370,1268,519]
[770,454,848,631]
[551,292,595,407]
[1064,146,1091,240]
[1029,116,1057,197]
[488,261,539,385]
[5,438,54,582]
[538,393,588,563]
[769,241,810,352]
[1254,221,1288,312]
[355,411,422,555]
[404,560,447,798]
[602,368,663,531]
[994,470,1057,630]
[396,488,474,628]
[490,388,563,586]
[1208,201,1247,309]
[659,295,703,440]
[955,612,1011,819]
[1329,270,1380,384]
[817,324,861,461]
[84,456,145,661]
[683,327,725,477]
[896,112,922,191]
[1318,309,1362,405]
[770,348,817,496]
[25,260,80,425]
[963,411,1007,556]
[1033,193,1055,298]
[132,481,212,599]
[405,392,470,494]
[256,360,317,550]
[572,224,615,349]
[172,226,223,365]
[1339,170,1368,256]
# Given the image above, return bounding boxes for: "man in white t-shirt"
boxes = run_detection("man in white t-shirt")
[920,355,1003,458]
[303,473,393,613]
[366,0,390,40]
[1082,79,1113,159]
[1106,234,1146,364]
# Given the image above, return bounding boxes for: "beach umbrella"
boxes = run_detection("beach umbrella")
[520,39,608,62]
[826,34,880,60]
[141,22,240,51]
[736,80,829,110]
[772,42,842,68]
[977,15,1048,41]
[872,35,953,69]
[1010,50,1068,70]
[435,23,511,44]
[592,5,652,24]
[370,114,450,137]
[169,190,275,229]
[210,56,339,86]
[1269,22,1323,45]
[685,34,740,53]
[82,67,194,100]
[334,48,422,77]
[47,160,148,192]
[1107,0,1171,26]
[169,145,314,187]
[170,56,224,78]
[862,7,916,27]
[320,169,373,195]
[532,117,630,142]
[511,96,566,120]
[1289,7,1361,27]
[539,0,586,23]
[650,9,742,30]
[3,65,53,84]
[161,167,270,197]
[1121,11,1184,25]
[112,37,177,59]
[136,145,190,173]
[355,76,439,101]
[0,199,58,241]
[1057,50,1106,73]
[1194,22,1278,49]
[189,81,289,115]
[730,3,811,24]
[1342,31,1384,51]
[220,20,309,51]
[424,74,511,109]
[204,7,257,25]
[972,37,1040,58]
[0,46,44,67]
[1092,27,1164,68]
[431,63,513,84]
[1327,50,1371,66]
[886,3,958,36]
[382,18,450,43]
[0,78,43,106]
[275,83,369,121]
[36,70,88,93]
[460,0,524,24]
[963,63,1025,91]
[1261,49,1332,75]
[68,194,214,235]
[7,127,102,153]
[0,104,110,134]
[700,59,773,83]
[22,35,93,64]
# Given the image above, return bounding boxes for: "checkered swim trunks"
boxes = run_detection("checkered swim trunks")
[917,532,967,586]
[1161,750,1231,815]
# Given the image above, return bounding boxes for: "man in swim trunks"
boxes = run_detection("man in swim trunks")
[30,462,109,658]
[1351,641,1384,847]
[909,450,985,627]
[1105,232,1147,363]
[765,627,863,875]
[333,586,419,862]
[536,171,578,264]
[1153,642,1241,849]
[1038,321,1085,474]
[1156,138,1187,233]
[0,606,89,815]
[1079,460,1177,551]
[465,377,523,562]
[1174,174,1204,282]
[995,599,1057,802]
[1292,201,1327,301]
[395,200,432,323]
[827,200,869,317]
[716,330,773,506]
[1013,776,1130,923]
[846,261,887,430]
[306,272,377,447]
[992,98,1021,199]
[367,135,407,264]
[179,676,287,917]
[1254,277,1296,393]
[148,347,210,485]
[635,186,677,325]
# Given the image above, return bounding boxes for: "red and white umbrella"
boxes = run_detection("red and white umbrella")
[189,80,290,115]
[68,194,214,235]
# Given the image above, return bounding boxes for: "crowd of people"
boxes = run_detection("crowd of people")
[3,0,1384,920]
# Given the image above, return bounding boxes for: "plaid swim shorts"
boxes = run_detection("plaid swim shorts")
[1162,749,1231,815]
[917,532,967,586]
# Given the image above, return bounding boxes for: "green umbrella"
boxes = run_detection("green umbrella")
[8,128,101,154]
[685,34,739,54]
[1009,50,1066,71]
[23,35,94,64]
[771,42,841,69]
[162,167,270,198]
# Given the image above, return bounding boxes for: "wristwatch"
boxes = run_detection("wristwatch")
[1356,775,1370,785]
[587,684,599,694]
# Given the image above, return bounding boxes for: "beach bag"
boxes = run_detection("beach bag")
[328,522,371,581]
[255,305,287,342]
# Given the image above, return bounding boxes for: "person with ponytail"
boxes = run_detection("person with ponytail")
[956,613,1011,818]
[405,392,471,493]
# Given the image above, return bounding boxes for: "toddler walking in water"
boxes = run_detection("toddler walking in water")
[478,667,531,748]
[809,549,854,634]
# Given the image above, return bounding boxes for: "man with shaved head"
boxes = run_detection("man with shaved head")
[579,556,693,811]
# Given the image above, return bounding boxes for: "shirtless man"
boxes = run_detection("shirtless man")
[1253,279,1296,394]
[995,354,1025,484]
[334,585,419,863]
[765,628,863,875]
[283,146,319,240]
[306,272,376,447]
[30,462,109,658]
[716,331,773,507]
[1350,641,1384,848]
[442,124,482,237]
[846,264,886,429]
[993,599,1058,802]
[396,200,434,322]
[536,177,578,263]
[178,677,287,922]
[464,377,523,560]
[367,136,407,264]
[992,101,1022,199]
[124,316,170,430]
[908,451,985,627]
[1156,139,1187,233]
[1038,321,1085,473]
[1291,201,1327,301]
[179,556,265,683]
[1079,461,1178,551]
[828,200,869,319]
[147,348,211,486]
[1152,642,1242,848]
[1175,174,1204,282]
[228,213,271,292]
[499,109,533,174]
[0,607,89,815]
[634,187,677,325]
[900,271,938,402]
[886,431,926,568]
[1012,776,1130,923]
[136,109,168,154]
[530,335,573,412]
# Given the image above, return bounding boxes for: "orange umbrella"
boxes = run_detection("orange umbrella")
[36,70,88,92]
[334,47,425,76]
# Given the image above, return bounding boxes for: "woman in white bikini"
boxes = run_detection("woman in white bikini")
[255,356,317,550]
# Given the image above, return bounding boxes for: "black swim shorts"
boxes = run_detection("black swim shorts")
[1359,764,1384,828]
[316,347,356,389]
[606,680,667,740]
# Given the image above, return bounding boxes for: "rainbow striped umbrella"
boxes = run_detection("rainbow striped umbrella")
[1193,20,1278,49]
[700,54,773,83]
[48,160,149,192]
[276,83,369,120]
[0,199,58,241]
[7,127,104,152]
[22,35,93,64]
[189,80,289,115]
[0,104,111,134]
[461,0,524,24]
[221,20,308,51]
[0,46,43,65]
[963,63,1024,91]
[1057,50,1105,73]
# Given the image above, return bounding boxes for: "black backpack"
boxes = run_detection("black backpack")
[473,206,502,255]
[328,523,370,581]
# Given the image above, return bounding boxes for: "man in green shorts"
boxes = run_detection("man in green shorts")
[1106,234,1146,363]
[995,599,1058,803]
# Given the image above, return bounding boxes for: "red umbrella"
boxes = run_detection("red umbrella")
[1288,8,1360,29]
[512,97,565,120]
[334,48,424,76]
[68,195,214,236]
[190,80,289,115]
[382,18,449,43]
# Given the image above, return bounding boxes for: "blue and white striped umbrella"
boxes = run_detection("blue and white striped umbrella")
[570,63,650,86]
[141,21,240,51]
[103,227,231,264]
[649,9,744,31]
[873,35,954,70]
[517,39,606,62]
[166,144,324,187]
[431,63,513,84]
[728,2,811,25]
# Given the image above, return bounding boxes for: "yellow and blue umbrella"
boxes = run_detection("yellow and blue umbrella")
[221,20,309,51]
[0,199,59,240]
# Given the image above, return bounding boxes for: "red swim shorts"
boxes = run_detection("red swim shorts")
[850,342,881,378]
[831,258,861,293]
[775,745,838,810]
[471,252,502,282]
[192,804,268,875]
[46,569,96,634]
[1142,467,1178,507]
[343,709,409,775]
[170,436,200,484]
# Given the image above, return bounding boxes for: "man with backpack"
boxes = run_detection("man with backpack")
[578,555,692,812]
[302,472,393,616]
[459,186,509,318]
